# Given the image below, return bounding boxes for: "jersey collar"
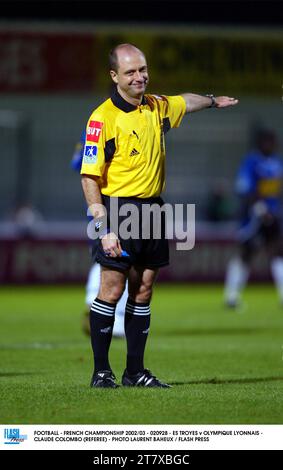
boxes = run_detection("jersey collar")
[111,87,147,113]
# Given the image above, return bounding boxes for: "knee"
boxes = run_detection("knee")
[99,282,125,304]
[129,282,153,303]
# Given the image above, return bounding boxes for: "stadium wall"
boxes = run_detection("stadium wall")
[0,236,272,284]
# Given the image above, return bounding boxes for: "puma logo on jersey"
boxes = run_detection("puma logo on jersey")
[129,148,140,157]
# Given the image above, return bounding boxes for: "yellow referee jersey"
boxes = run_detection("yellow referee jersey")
[80,87,186,198]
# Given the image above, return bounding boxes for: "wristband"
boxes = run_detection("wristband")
[205,94,217,108]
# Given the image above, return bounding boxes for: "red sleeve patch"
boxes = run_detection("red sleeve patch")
[86,120,103,143]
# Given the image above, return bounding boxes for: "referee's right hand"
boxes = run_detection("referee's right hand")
[101,232,123,257]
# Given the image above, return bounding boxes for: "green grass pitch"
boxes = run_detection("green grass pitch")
[0,284,283,424]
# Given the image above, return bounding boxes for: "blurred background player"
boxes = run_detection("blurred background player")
[224,129,283,307]
[71,131,127,336]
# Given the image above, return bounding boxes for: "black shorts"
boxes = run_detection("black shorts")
[92,195,169,271]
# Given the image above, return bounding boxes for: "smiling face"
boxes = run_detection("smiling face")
[110,46,149,102]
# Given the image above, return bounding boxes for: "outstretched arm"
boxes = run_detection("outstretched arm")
[181,93,239,113]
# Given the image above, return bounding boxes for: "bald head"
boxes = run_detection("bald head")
[109,43,149,103]
[109,43,145,72]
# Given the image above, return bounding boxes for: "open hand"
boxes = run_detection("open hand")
[215,96,239,108]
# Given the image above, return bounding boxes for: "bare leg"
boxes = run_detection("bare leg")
[98,267,127,303]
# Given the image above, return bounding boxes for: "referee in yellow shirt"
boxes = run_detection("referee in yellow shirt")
[81,43,238,388]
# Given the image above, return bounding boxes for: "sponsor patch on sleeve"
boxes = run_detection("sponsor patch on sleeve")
[83,145,98,164]
[86,121,103,143]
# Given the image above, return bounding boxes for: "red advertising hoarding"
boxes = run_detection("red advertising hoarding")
[0,32,95,92]
[0,238,271,284]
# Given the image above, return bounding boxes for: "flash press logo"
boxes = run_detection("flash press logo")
[4,428,28,445]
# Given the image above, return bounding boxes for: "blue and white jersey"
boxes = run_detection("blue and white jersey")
[236,150,283,217]
[71,131,85,172]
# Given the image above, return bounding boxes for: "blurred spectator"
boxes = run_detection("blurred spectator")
[224,129,283,307]
[12,202,43,238]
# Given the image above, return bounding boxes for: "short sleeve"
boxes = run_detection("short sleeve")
[160,95,186,128]
[80,114,106,177]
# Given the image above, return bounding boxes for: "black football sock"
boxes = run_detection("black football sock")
[90,298,116,373]
[125,297,151,375]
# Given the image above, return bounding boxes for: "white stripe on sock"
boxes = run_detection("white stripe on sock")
[126,305,149,311]
[126,304,149,310]
[90,309,114,317]
[126,307,150,316]
[91,301,115,313]
[91,304,115,317]
[126,311,150,316]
